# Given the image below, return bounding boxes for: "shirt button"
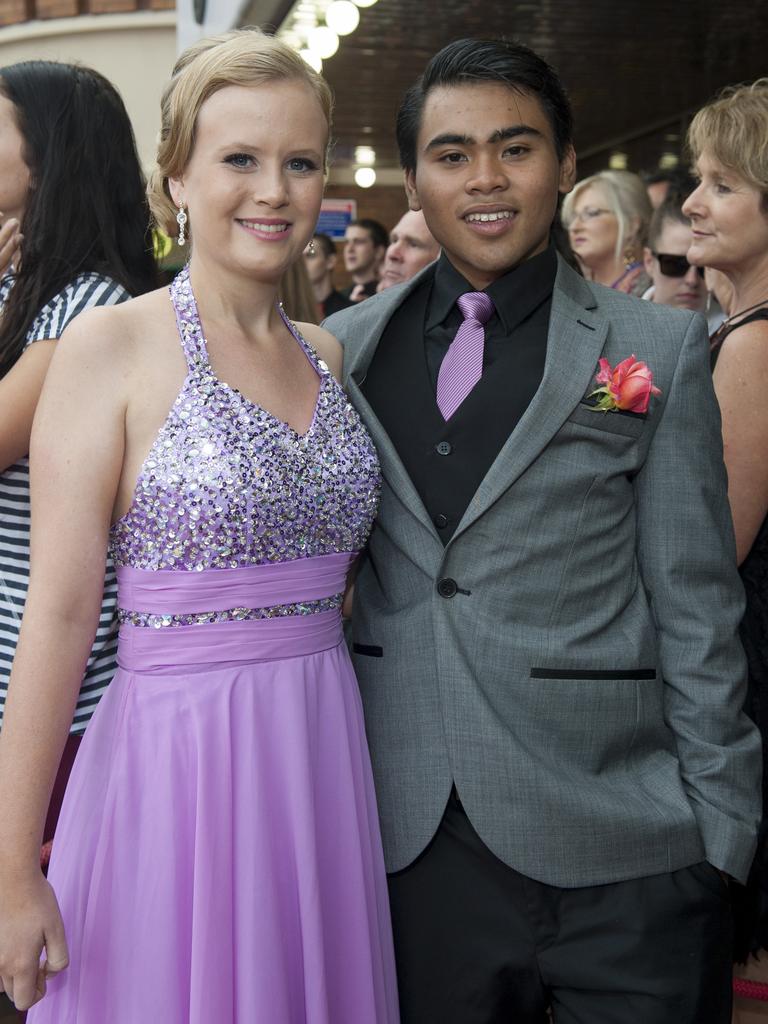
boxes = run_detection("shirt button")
[437,577,458,598]
[435,441,452,456]
[434,514,449,529]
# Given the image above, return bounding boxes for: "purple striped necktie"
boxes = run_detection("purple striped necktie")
[436,290,495,421]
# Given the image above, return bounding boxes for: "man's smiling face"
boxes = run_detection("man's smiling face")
[405,82,575,290]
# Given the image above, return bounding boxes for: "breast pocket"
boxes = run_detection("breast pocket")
[566,403,647,439]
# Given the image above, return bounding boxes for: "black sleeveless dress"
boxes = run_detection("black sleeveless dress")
[711,307,768,961]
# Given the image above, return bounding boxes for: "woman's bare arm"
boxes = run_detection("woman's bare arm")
[0,306,130,1010]
[713,319,768,564]
[0,340,56,471]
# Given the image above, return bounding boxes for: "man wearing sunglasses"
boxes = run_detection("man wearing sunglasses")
[643,195,707,312]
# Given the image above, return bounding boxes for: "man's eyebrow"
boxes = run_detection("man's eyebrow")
[424,125,544,152]
[424,132,474,151]
[489,125,544,144]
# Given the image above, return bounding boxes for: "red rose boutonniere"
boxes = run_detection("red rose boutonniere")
[589,355,661,414]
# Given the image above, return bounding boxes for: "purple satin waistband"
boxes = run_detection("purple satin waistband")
[115,553,354,673]
[116,552,354,613]
[117,610,344,672]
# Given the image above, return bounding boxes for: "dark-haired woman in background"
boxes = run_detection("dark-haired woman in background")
[684,79,768,1011]
[0,61,156,845]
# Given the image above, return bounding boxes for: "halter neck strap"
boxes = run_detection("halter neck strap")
[169,265,209,373]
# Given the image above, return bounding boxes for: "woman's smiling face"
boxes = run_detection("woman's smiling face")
[170,79,327,283]
[684,150,768,273]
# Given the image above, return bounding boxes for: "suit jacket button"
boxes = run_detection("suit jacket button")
[435,441,452,456]
[434,513,449,529]
[437,577,458,598]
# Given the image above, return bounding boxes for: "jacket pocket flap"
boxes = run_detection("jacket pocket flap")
[567,403,646,438]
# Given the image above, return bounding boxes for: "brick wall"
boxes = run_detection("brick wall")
[1,0,173,26]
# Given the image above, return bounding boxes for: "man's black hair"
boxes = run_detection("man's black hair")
[647,193,693,250]
[349,218,389,251]
[312,232,336,259]
[396,38,574,172]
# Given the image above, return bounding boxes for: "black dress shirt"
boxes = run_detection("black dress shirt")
[342,279,379,301]
[361,246,557,541]
[321,289,353,318]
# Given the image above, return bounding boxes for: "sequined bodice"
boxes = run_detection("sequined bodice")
[109,267,380,573]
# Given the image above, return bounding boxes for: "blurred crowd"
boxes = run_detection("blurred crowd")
[283,163,733,334]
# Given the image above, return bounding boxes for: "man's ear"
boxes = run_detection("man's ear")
[404,169,421,211]
[558,144,577,196]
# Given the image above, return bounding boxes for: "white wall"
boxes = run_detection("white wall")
[0,12,177,173]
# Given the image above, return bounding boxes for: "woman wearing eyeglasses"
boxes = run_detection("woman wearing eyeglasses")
[684,79,768,1003]
[561,169,652,296]
[642,194,707,312]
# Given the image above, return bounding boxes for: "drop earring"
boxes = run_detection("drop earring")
[307,238,316,256]
[176,203,188,247]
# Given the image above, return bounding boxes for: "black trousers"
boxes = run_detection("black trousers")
[387,790,733,1024]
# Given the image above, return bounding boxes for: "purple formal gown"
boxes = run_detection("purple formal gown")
[28,267,399,1024]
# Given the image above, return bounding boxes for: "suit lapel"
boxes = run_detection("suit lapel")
[451,260,608,543]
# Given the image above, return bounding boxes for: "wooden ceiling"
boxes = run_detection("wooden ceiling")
[252,0,768,178]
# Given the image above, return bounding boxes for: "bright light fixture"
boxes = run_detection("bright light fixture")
[659,152,679,169]
[351,0,378,6]
[354,145,376,166]
[325,0,360,35]
[307,25,339,59]
[354,167,377,188]
[608,151,628,170]
[300,48,323,72]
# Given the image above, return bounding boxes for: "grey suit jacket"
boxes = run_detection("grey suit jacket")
[325,256,762,886]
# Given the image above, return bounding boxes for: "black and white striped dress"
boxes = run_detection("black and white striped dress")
[0,272,130,733]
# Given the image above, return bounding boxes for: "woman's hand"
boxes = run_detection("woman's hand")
[0,216,23,275]
[0,870,68,1011]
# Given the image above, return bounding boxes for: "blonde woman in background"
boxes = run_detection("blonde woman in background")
[562,169,653,295]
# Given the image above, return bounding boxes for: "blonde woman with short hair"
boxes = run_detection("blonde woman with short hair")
[684,78,768,991]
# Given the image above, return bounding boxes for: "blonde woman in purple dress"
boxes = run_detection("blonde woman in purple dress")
[0,30,398,1023]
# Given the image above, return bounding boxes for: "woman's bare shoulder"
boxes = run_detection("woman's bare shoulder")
[719,316,768,371]
[55,286,176,370]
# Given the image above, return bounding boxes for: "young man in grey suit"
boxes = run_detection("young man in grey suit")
[324,38,761,1023]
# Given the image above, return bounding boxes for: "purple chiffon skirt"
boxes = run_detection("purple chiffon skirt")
[29,553,399,1024]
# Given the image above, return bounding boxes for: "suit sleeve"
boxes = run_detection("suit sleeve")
[634,312,762,882]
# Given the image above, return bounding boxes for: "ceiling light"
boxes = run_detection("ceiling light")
[351,0,378,6]
[354,145,376,165]
[325,0,360,35]
[659,152,679,170]
[299,49,323,72]
[307,25,339,59]
[608,151,628,170]
[354,167,377,188]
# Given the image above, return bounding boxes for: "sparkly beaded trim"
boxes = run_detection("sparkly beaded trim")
[118,593,343,628]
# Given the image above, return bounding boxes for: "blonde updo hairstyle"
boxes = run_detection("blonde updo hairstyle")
[148,29,333,242]
[561,169,652,263]
[687,78,768,208]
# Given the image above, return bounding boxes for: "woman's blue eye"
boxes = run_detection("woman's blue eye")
[226,153,252,169]
[288,158,317,172]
